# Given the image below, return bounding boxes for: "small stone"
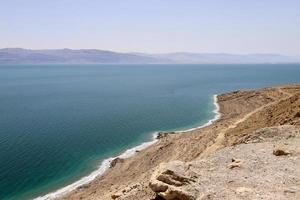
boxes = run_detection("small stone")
[78,184,89,190]
[228,162,242,169]
[156,132,175,139]
[111,193,122,199]
[286,134,295,139]
[228,158,243,169]
[294,111,300,118]
[110,158,124,168]
[231,158,242,163]
[273,145,290,156]
[284,189,296,194]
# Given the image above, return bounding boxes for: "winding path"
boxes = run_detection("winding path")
[201,87,293,156]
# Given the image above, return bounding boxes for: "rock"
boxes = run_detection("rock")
[153,195,166,200]
[273,145,290,156]
[110,158,124,168]
[111,193,122,199]
[228,163,241,169]
[286,134,295,139]
[228,158,243,169]
[156,132,175,139]
[294,112,300,118]
[149,180,168,193]
[149,161,198,200]
[159,187,197,200]
[156,132,169,139]
[284,189,296,194]
[78,184,90,190]
[231,158,243,163]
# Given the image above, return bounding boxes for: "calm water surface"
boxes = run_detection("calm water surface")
[0,64,300,200]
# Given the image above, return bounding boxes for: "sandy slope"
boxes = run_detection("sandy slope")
[150,125,300,200]
[60,84,300,200]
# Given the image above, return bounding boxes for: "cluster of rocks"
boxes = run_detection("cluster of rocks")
[156,132,175,139]
[149,161,199,200]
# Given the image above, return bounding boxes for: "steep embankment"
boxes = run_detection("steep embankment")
[61,84,300,200]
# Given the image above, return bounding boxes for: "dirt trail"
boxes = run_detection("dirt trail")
[201,87,293,156]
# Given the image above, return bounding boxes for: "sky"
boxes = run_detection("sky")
[0,0,300,55]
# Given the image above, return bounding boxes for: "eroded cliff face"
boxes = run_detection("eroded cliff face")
[60,84,300,200]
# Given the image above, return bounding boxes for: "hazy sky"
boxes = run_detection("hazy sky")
[1,0,299,55]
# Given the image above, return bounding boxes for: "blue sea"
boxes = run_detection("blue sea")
[0,64,300,200]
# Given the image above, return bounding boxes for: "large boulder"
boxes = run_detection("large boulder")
[149,161,199,200]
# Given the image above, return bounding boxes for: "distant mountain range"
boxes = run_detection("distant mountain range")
[0,48,299,64]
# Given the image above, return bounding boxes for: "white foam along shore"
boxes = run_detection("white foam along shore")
[176,94,221,133]
[33,94,220,200]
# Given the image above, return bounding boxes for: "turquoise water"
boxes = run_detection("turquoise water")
[0,64,300,200]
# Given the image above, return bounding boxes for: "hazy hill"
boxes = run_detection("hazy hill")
[0,48,299,64]
[141,52,300,64]
[0,48,164,64]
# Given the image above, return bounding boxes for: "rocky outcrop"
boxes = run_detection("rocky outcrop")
[110,158,124,168]
[156,132,175,139]
[149,161,199,200]
[227,158,243,169]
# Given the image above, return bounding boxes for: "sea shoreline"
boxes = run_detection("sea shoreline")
[34,95,221,200]
[48,83,300,200]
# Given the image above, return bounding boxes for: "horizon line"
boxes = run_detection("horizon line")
[1,47,299,57]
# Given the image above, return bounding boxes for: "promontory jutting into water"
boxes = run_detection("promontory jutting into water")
[1,64,300,200]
